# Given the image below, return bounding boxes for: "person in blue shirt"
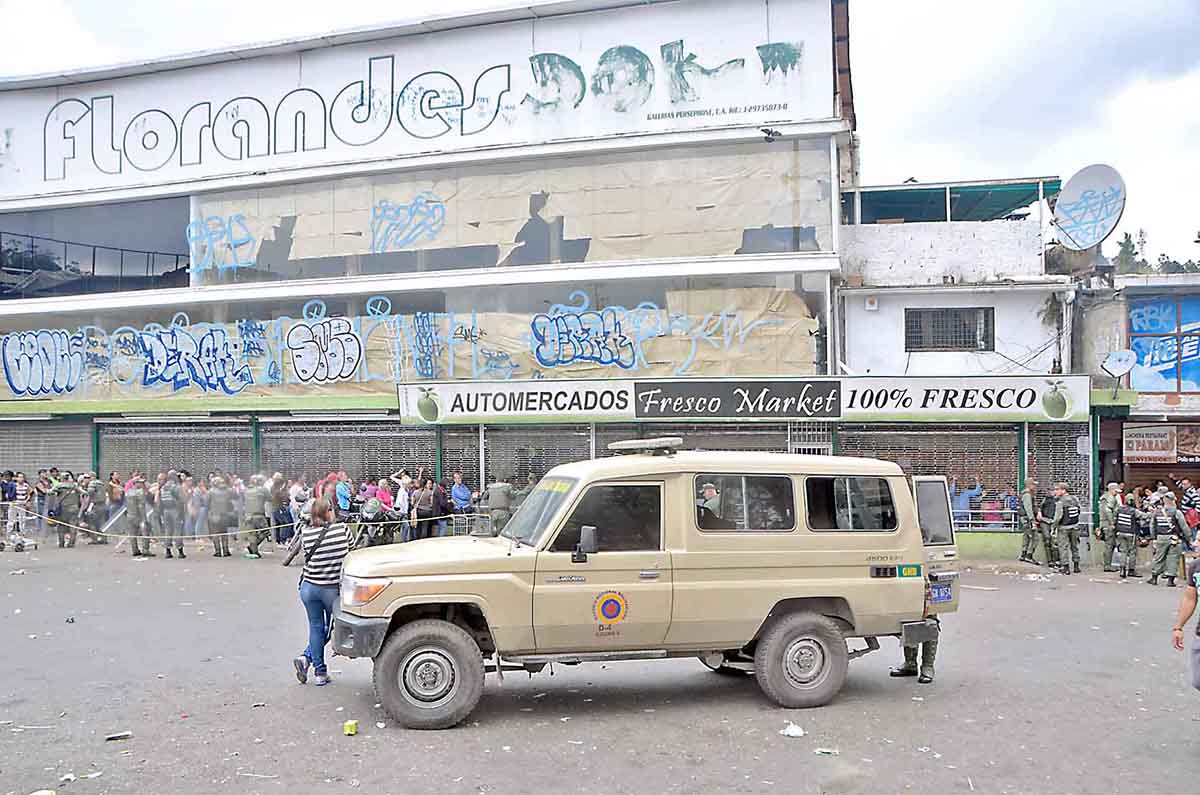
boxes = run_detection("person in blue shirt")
[949,476,983,526]
[450,470,478,515]
[334,474,351,517]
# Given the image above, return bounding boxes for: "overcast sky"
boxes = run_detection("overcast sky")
[2,0,1198,262]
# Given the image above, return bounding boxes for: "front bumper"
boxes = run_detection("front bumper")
[331,607,390,659]
[900,618,940,647]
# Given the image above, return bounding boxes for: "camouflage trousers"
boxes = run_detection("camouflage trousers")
[1099,524,1117,568]
[901,640,939,677]
[1149,535,1182,579]
[241,515,269,555]
[1115,533,1138,576]
[1028,522,1059,564]
[1056,525,1080,568]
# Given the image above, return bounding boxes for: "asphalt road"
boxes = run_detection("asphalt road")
[1,542,1196,795]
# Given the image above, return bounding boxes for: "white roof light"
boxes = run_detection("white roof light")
[606,437,684,456]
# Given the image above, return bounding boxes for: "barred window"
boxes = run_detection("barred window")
[904,308,995,352]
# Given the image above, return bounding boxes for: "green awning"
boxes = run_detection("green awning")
[850,179,1062,224]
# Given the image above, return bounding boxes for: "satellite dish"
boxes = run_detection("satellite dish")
[1052,164,1126,251]
[1101,349,1136,379]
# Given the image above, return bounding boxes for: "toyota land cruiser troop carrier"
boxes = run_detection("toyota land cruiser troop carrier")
[333,438,960,729]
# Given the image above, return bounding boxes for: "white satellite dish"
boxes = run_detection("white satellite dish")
[1052,164,1126,251]
[1101,349,1136,379]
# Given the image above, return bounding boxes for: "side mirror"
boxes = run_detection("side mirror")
[572,525,598,563]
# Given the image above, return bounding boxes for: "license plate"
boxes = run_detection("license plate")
[930,583,953,604]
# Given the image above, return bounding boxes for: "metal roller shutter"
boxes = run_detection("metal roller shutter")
[98,422,252,479]
[789,422,835,455]
[482,425,591,488]
[260,421,436,484]
[595,424,643,457]
[643,423,789,452]
[0,419,91,476]
[441,426,481,488]
[1027,423,1092,510]
[838,423,1019,488]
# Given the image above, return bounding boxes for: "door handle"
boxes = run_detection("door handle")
[638,570,661,579]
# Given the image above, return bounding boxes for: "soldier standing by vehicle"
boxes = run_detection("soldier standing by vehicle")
[241,474,271,559]
[484,474,515,533]
[1097,482,1121,572]
[1147,494,1191,587]
[52,472,82,549]
[1018,479,1040,565]
[124,474,154,558]
[1051,481,1082,575]
[208,476,235,558]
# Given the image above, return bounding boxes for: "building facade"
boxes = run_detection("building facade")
[0,0,1092,510]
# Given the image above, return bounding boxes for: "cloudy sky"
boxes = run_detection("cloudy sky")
[2,0,1198,262]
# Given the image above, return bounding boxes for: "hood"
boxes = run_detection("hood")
[342,535,535,578]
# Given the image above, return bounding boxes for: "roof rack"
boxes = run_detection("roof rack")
[606,437,684,456]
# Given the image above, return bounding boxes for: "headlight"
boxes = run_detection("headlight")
[342,575,388,607]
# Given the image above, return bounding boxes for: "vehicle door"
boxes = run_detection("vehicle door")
[913,476,960,614]
[533,482,672,651]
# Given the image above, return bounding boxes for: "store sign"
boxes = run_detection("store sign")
[1123,425,1178,464]
[401,375,1091,425]
[0,0,832,206]
[841,376,1090,424]
[633,380,840,420]
[1123,424,1200,465]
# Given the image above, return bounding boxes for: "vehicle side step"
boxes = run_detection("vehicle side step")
[505,650,669,665]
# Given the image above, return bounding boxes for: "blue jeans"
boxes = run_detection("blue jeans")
[299,581,339,675]
[437,519,449,537]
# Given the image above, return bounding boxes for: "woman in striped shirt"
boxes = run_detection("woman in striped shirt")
[293,499,350,687]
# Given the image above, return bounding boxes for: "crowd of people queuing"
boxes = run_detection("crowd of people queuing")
[0,465,540,557]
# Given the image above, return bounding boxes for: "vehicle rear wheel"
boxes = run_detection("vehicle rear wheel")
[373,619,485,729]
[754,612,848,708]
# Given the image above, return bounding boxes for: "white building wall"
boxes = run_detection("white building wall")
[843,288,1060,376]
[840,217,1042,286]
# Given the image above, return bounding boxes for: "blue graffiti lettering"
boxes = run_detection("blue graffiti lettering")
[1,329,86,396]
[186,214,256,272]
[411,311,441,379]
[370,193,446,253]
[237,319,268,359]
[138,326,253,395]
[530,305,637,370]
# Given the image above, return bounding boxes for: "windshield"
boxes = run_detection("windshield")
[501,477,577,546]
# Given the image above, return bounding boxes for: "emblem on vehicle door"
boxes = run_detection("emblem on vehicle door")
[593,591,628,625]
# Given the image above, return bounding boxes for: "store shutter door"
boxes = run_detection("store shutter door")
[1027,423,1091,511]
[442,426,481,488]
[482,425,591,488]
[260,422,436,483]
[99,423,253,479]
[0,419,91,476]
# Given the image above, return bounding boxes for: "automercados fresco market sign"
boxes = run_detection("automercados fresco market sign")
[399,376,1090,424]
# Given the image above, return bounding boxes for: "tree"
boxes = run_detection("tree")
[1156,253,1200,274]
[1113,232,1143,274]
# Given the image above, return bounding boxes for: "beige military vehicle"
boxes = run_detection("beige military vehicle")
[333,438,959,729]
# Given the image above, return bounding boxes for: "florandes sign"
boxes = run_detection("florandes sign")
[399,376,1091,425]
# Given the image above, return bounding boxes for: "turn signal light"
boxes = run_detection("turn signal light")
[342,576,388,607]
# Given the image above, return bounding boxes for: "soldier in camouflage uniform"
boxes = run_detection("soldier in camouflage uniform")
[1018,479,1041,565]
[158,470,185,559]
[484,475,515,533]
[124,474,155,558]
[241,474,271,559]
[1113,499,1151,579]
[82,472,109,544]
[1097,482,1122,572]
[51,472,82,549]
[1051,481,1083,575]
[1148,494,1191,587]
[207,476,235,557]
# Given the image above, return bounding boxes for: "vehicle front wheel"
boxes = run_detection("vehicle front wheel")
[753,612,848,708]
[373,619,485,729]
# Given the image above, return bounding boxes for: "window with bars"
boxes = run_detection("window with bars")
[904,307,994,352]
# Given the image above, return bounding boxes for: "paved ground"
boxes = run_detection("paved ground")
[1,542,1196,795]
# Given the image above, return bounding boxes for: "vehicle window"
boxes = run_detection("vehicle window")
[549,484,662,552]
[806,476,898,531]
[501,477,576,546]
[694,474,795,531]
[915,479,955,545]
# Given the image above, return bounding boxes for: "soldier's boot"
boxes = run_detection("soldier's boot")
[1072,563,1081,574]
[1166,576,1176,587]
[1146,574,1159,585]
[176,546,186,559]
[164,548,173,559]
[889,646,919,677]
[917,640,937,684]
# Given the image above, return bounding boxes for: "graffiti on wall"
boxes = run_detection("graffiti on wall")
[0,287,814,400]
[370,193,446,254]
[185,214,257,271]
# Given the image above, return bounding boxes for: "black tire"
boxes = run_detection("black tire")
[753,612,848,708]
[372,619,485,730]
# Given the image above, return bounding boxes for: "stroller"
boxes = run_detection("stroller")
[1,506,39,552]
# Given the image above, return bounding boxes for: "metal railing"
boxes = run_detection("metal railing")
[953,506,1096,533]
[0,230,190,300]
